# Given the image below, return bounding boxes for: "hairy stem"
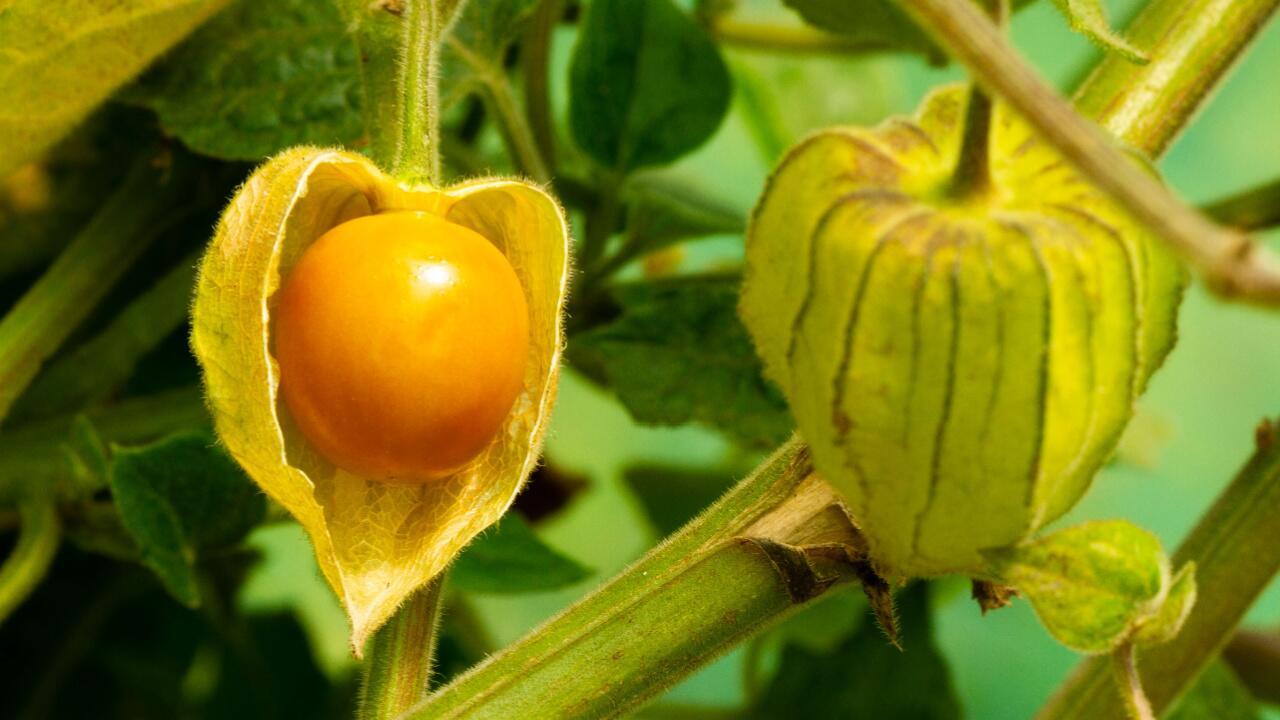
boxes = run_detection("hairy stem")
[358,577,446,720]
[0,154,192,424]
[1039,418,1280,718]
[346,0,452,183]
[0,496,60,624]
[1111,644,1154,720]
[403,442,878,719]
[896,0,1280,305]
[1073,0,1280,157]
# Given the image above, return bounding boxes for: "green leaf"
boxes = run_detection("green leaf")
[108,432,265,606]
[450,514,592,594]
[623,177,745,255]
[1051,0,1149,63]
[782,0,941,60]
[128,0,362,160]
[1133,562,1197,646]
[570,275,794,448]
[982,520,1170,654]
[1166,661,1261,720]
[440,0,541,107]
[0,0,228,177]
[622,464,738,537]
[569,0,731,172]
[750,583,961,719]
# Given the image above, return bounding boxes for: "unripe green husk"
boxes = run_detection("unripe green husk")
[741,85,1186,578]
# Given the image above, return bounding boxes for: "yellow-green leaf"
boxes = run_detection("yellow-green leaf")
[982,520,1170,654]
[1133,561,1197,646]
[191,147,569,651]
[1051,0,1149,64]
[0,0,230,177]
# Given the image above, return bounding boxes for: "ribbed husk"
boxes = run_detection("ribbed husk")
[191,147,569,650]
[740,85,1186,578]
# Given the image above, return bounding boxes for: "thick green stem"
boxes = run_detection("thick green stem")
[895,0,1280,305]
[403,441,873,719]
[0,496,60,624]
[1038,419,1280,719]
[0,155,190,424]
[346,0,452,183]
[1204,177,1280,232]
[1073,0,1280,157]
[947,0,1006,199]
[359,577,447,720]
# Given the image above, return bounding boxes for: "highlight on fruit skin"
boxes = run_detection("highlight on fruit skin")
[191,147,569,650]
[740,85,1187,579]
[274,211,530,483]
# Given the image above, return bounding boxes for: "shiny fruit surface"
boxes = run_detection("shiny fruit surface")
[274,211,529,482]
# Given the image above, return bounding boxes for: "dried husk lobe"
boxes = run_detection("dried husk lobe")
[741,85,1186,579]
[192,147,569,650]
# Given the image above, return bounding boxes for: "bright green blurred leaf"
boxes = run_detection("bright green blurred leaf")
[750,583,961,719]
[1166,661,1261,720]
[109,432,265,607]
[0,0,228,176]
[451,514,592,594]
[983,520,1169,653]
[570,275,794,448]
[569,0,731,172]
[128,0,361,160]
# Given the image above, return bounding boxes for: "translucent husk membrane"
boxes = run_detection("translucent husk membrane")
[741,85,1187,578]
[192,147,569,650]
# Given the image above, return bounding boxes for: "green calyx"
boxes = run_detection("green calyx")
[740,85,1187,579]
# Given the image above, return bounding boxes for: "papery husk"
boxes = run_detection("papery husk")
[192,147,569,651]
[740,86,1186,578]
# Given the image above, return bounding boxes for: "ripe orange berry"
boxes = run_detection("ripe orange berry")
[273,211,529,482]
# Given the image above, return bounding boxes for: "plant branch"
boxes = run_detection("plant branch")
[1073,0,1280,157]
[522,0,561,173]
[0,496,60,625]
[0,153,193,425]
[895,0,1280,305]
[346,0,453,183]
[482,79,551,185]
[1110,644,1154,720]
[1038,418,1280,718]
[706,15,905,56]
[359,576,447,720]
[402,441,879,719]
[1204,177,1280,232]
[1224,628,1280,705]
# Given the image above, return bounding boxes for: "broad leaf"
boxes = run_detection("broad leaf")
[982,520,1170,653]
[108,432,266,606]
[570,275,793,448]
[0,0,228,177]
[440,0,541,107]
[751,583,961,719]
[569,0,731,172]
[128,0,361,160]
[1167,661,1261,720]
[1052,0,1148,63]
[451,514,592,594]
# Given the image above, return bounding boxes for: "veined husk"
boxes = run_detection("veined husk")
[192,147,569,651]
[741,85,1186,578]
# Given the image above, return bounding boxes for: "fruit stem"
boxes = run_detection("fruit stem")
[0,495,60,625]
[1110,643,1155,720]
[947,0,1006,200]
[358,576,446,720]
[346,0,457,184]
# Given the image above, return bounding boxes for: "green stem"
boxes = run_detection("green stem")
[9,251,199,424]
[581,173,622,270]
[346,0,450,183]
[359,576,446,720]
[1038,418,1280,719]
[1073,0,1280,157]
[522,0,561,174]
[1110,644,1154,720]
[1204,177,1280,232]
[895,0,1280,305]
[403,442,872,720]
[947,0,1006,200]
[0,155,190,424]
[0,496,60,624]
[483,79,551,184]
[707,16,904,55]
